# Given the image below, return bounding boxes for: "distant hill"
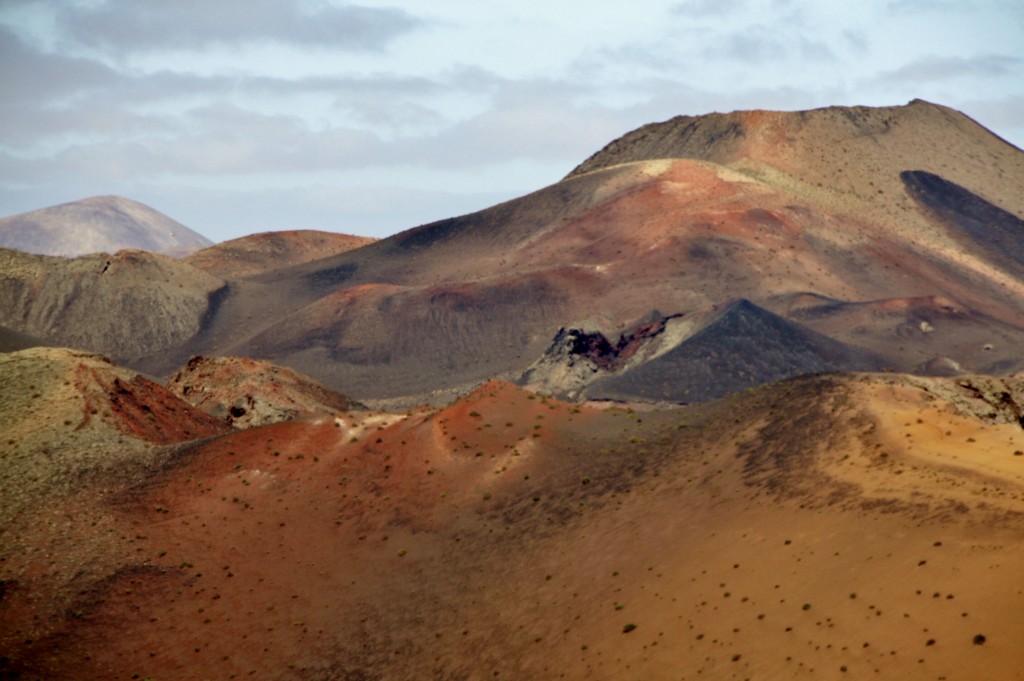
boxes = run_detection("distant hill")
[0,195,213,257]
[0,248,224,361]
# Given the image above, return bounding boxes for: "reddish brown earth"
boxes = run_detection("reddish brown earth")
[3,372,1023,680]
[167,355,364,427]
[183,230,376,279]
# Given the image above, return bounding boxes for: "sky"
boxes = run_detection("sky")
[1,0,1022,242]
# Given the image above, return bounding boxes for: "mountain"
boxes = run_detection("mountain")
[0,248,224,361]
[2,101,1023,407]
[183,229,376,279]
[0,195,213,257]
[2,371,1022,679]
[130,100,1022,403]
[568,99,1024,218]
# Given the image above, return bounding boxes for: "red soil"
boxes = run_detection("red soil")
[74,363,230,444]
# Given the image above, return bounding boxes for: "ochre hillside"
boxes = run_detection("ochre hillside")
[1,373,1022,678]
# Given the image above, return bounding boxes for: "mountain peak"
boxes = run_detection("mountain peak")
[0,195,213,257]
[565,100,998,179]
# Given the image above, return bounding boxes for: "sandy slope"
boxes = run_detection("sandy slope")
[2,374,1021,680]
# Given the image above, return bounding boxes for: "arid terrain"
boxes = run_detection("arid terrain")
[2,100,1024,680]
[1,354,1022,679]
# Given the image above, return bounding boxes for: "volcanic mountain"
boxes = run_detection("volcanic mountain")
[1,100,1023,407]
[160,99,1024,402]
[0,195,213,257]
[0,347,230,528]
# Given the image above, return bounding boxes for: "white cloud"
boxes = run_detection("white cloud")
[55,0,424,54]
[671,0,750,18]
[873,54,1022,84]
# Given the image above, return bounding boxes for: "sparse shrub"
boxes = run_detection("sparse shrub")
[973,634,986,645]
[622,623,636,633]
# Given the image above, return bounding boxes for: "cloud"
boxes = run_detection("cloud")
[886,0,961,11]
[704,25,835,63]
[0,102,179,150]
[843,30,869,54]
[55,0,423,54]
[98,105,383,176]
[671,0,749,17]
[0,27,120,104]
[0,28,468,148]
[886,0,1024,26]
[873,54,1022,84]
[887,0,1020,13]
